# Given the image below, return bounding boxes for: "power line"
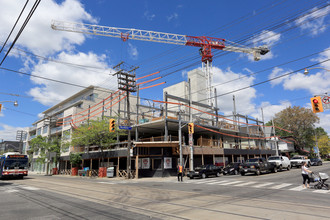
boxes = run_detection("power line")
[0,0,29,54]
[0,0,41,66]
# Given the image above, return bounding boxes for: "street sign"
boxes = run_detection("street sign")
[119,126,132,130]
[321,95,330,110]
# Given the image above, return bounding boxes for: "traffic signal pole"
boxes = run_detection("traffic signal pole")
[114,62,138,179]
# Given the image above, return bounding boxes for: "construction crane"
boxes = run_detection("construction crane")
[51,20,269,106]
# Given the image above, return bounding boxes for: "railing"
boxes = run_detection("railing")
[59,169,72,175]
[197,137,222,147]
[118,169,136,178]
[138,135,179,142]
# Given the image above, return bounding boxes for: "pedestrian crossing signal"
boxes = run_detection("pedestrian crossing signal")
[109,119,116,132]
[311,96,323,113]
[188,123,194,134]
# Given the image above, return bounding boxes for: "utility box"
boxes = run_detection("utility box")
[107,167,114,178]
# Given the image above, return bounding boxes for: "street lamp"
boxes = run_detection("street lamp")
[0,100,18,111]
[304,67,330,75]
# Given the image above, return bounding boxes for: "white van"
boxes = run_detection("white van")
[267,156,291,171]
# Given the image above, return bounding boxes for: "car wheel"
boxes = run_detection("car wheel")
[234,170,238,175]
[256,169,260,176]
[279,165,282,171]
[241,172,245,176]
[273,167,277,173]
[201,173,206,179]
[287,165,291,171]
[216,172,220,177]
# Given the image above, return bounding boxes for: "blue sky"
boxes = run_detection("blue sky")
[0,0,329,141]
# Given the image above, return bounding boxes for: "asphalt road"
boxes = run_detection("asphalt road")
[1,163,330,220]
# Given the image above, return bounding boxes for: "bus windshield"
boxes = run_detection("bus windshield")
[4,158,28,169]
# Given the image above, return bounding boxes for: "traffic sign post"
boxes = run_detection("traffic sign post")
[321,95,330,110]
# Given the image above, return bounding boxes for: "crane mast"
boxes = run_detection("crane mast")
[51,20,269,106]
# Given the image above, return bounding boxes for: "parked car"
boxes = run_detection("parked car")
[188,164,223,179]
[290,155,310,168]
[310,158,323,166]
[240,158,277,176]
[267,156,291,171]
[223,162,241,175]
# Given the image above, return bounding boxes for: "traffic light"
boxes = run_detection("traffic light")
[188,123,194,134]
[310,96,323,113]
[109,119,116,132]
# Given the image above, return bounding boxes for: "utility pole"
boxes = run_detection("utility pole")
[272,119,279,156]
[177,106,184,167]
[114,62,138,179]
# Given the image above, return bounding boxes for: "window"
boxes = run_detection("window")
[85,93,98,101]
[36,128,42,136]
[42,126,48,134]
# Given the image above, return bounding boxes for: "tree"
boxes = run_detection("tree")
[267,106,319,151]
[29,135,49,165]
[316,135,330,157]
[69,152,82,167]
[70,118,124,165]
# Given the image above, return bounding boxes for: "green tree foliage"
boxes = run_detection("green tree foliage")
[29,135,49,164]
[70,118,122,148]
[69,152,82,167]
[29,135,65,166]
[267,106,319,150]
[69,118,124,164]
[317,135,330,157]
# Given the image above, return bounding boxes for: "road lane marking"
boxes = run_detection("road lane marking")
[234,181,256,186]
[289,186,306,191]
[217,181,243,186]
[313,189,329,193]
[98,182,116,184]
[252,183,274,188]
[20,186,39,191]
[270,183,292,189]
[193,179,220,184]
[207,180,230,185]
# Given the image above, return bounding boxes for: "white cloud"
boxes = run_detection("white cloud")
[0,123,27,141]
[167,13,178,22]
[27,51,115,106]
[0,0,97,56]
[295,6,329,36]
[251,101,292,124]
[268,67,291,87]
[128,43,138,60]
[269,49,330,95]
[144,11,156,21]
[212,67,257,115]
[316,113,330,134]
[246,30,281,61]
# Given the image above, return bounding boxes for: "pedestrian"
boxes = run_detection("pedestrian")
[301,161,312,188]
[177,164,183,182]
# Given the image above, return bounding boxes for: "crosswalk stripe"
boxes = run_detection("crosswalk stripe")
[217,181,243,186]
[193,179,220,184]
[270,183,292,189]
[252,183,274,188]
[313,189,329,194]
[234,181,256,186]
[289,186,306,191]
[208,180,230,185]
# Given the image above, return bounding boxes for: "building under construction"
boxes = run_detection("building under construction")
[24,68,276,177]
